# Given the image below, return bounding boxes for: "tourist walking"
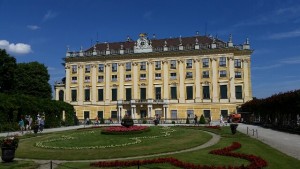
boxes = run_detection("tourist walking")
[194,115,198,125]
[18,118,25,134]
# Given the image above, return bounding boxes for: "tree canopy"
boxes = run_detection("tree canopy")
[0,49,17,93]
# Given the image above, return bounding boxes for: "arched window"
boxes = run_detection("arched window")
[59,90,64,101]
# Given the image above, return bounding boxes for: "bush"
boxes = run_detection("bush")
[199,115,206,124]
[172,121,175,124]
[142,118,147,124]
[100,118,105,124]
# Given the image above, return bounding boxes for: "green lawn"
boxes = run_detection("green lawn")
[1,126,300,169]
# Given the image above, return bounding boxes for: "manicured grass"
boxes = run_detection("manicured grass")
[55,126,300,169]
[0,160,38,169]
[14,126,212,160]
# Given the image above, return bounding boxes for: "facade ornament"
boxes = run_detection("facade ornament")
[67,45,70,52]
[210,58,217,61]
[105,63,111,67]
[91,64,97,68]
[152,34,156,39]
[147,61,153,65]
[229,34,233,43]
[179,35,182,45]
[164,40,167,47]
[228,57,234,60]
[118,63,125,66]
[120,44,124,50]
[132,62,139,66]
[195,37,199,44]
[162,60,168,64]
[65,65,70,69]
[127,35,131,42]
[245,37,250,45]
[212,37,216,44]
[177,59,184,63]
[106,43,110,50]
[196,31,199,36]
[93,45,96,52]
[78,65,84,69]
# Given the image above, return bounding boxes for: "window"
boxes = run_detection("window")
[140,88,146,100]
[221,110,228,118]
[203,86,210,99]
[140,74,146,80]
[97,111,104,119]
[98,76,104,82]
[155,87,161,100]
[186,59,193,68]
[235,85,243,99]
[155,73,161,80]
[219,57,226,67]
[170,73,177,80]
[155,61,161,70]
[186,72,193,79]
[235,72,242,78]
[85,64,91,73]
[71,89,77,101]
[171,110,177,119]
[202,58,209,68]
[140,62,146,70]
[71,77,77,83]
[98,64,104,72]
[203,110,211,119]
[187,110,194,118]
[72,65,77,73]
[220,85,228,99]
[186,86,193,100]
[170,60,176,69]
[203,71,209,78]
[111,111,117,119]
[126,88,132,101]
[84,76,90,82]
[220,70,227,77]
[84,111,90,119]
[98,89,103,101]
[111,88,117,101]
[126,62,131,71]
[234,59,241,68]
[112,63,118,72]
[170,87,177,99]
[112,75,117,81]
[59,90,64,101]
[85,89,90,101]
[125,74,131,81]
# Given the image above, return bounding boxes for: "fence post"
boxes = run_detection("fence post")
[247,127,248,135]
[256,129,258,138]
[50,160,52,169]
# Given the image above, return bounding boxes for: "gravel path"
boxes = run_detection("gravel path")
[237,123,300,160]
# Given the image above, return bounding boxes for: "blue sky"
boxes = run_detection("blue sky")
[0,0,299,98]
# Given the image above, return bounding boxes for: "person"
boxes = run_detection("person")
[220,115,224,126]
[39,117,45,132]
[18,118,25,134]
[28,115,33,130]
[95,116,99,125]
[194,115,198,125]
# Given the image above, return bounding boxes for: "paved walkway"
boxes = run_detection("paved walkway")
[237,123,300,160]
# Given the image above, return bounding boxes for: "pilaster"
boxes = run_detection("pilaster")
[147,61,153,99]
[229,57,236,102]
[91,64,97,104]
[78,64,84,105]
[194,59,202,102]
[211,58,218,102]
[105,63,111,103]
[132,62,138,99]
[163,60,169,99]
[178,60,185,103]
[65,65,71,102]
[118,63,124,100]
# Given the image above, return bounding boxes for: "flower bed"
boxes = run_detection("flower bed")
[101,126,150,135]
[1,136,19,149]
[90,142,268,169]
[205,125,221,130]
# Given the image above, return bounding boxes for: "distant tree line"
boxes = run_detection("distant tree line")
[241,90,300,133]
[0,49,75,132]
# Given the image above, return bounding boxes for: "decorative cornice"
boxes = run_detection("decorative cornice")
[65,66,70,69]
[162,60,168,64]
[132,62,139,66]
[118,63,125,66]
[65,48,253,63]
[78,65,84,69]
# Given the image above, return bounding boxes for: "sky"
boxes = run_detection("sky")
[0,0,300,99]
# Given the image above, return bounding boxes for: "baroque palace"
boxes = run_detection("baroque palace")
[54,32,252,122]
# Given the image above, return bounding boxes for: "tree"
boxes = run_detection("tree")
[14,62,52,99]
[0,49,17,93]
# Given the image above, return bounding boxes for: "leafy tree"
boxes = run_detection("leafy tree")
[199,114,206,124]
[14,62,52,99]
[0,49,17,93]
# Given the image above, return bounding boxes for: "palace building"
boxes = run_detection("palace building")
[54,33,253,122]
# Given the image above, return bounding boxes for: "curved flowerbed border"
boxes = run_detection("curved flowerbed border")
[90,142,268,169]
[35,127,175,150]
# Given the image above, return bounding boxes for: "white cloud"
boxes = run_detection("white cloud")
[280,56,300,64]
[252,64,281,70]
[267,29,300,40]
[27,25,40,30]
[0,40,32,54]
[43,10,58,21]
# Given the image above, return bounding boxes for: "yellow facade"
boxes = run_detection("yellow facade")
[54,34,252,122]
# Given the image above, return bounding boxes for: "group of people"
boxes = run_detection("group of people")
[18,114,45,134]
